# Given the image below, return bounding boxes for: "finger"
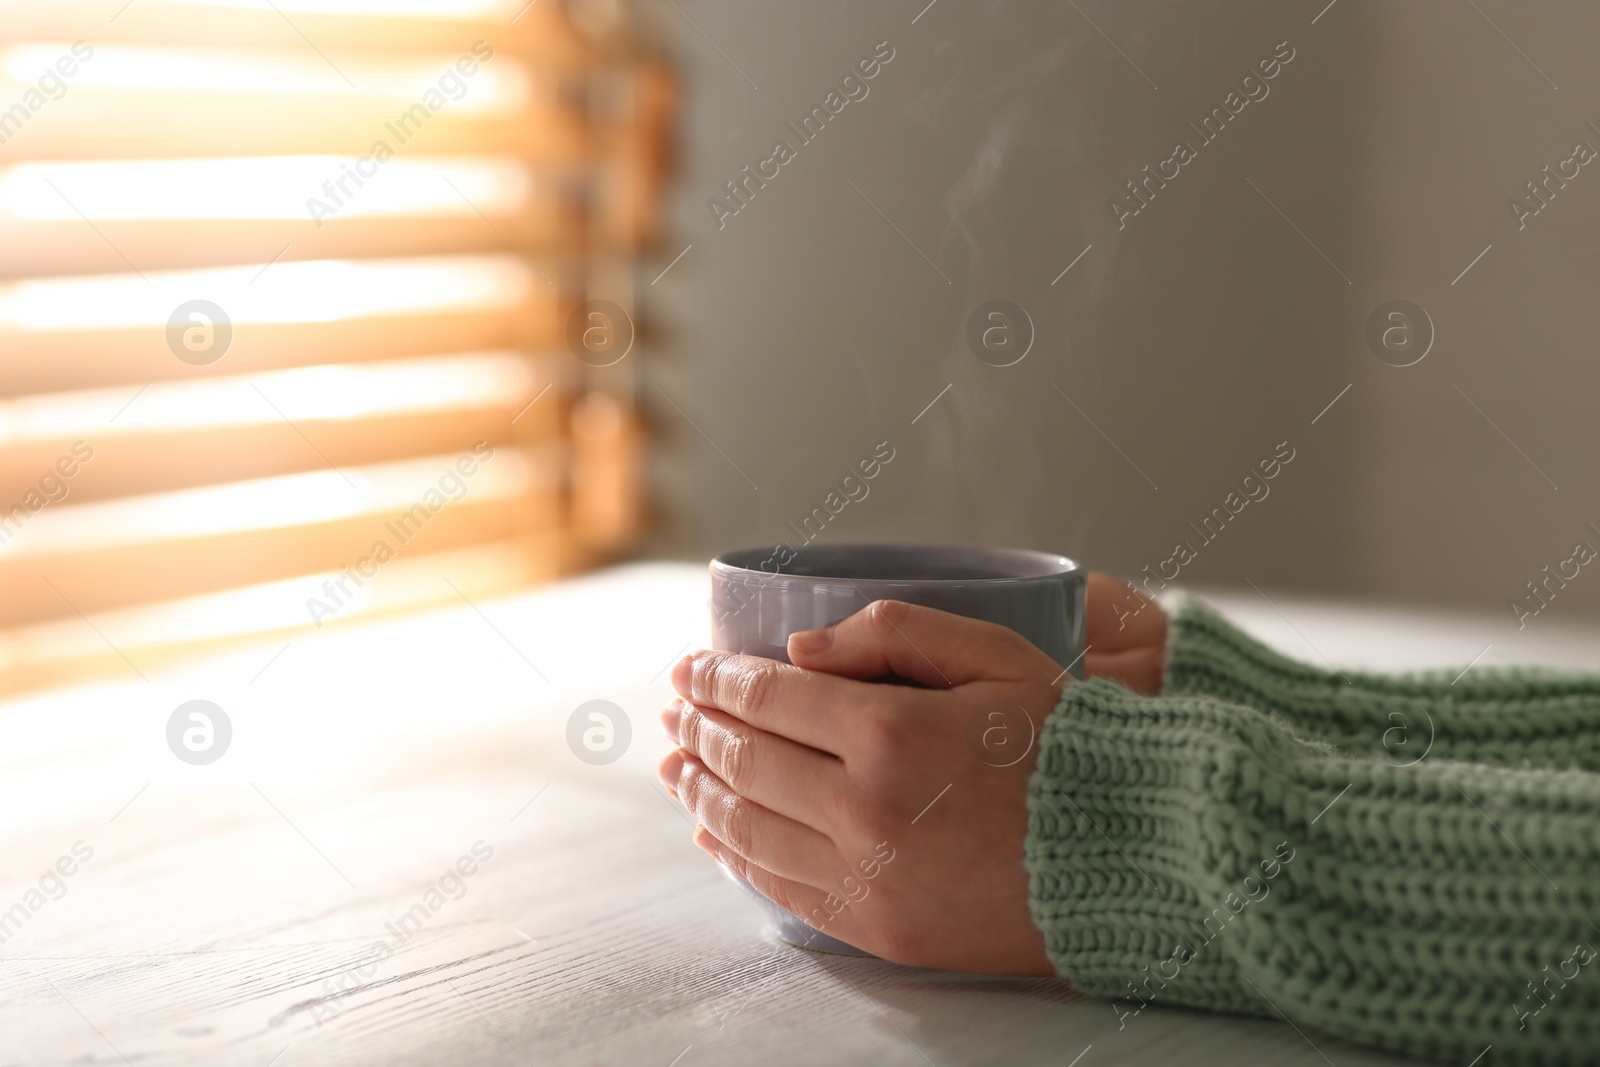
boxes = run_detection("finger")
[662,698,846,829]
[1083,647,1164,695]
[662,751,841,887]
[1084,572,1167,654]
[787,599,1059,688]
[671,650,874,754]
[695,827,870,949]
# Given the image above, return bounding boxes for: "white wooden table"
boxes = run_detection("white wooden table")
[4,562,1591,1066]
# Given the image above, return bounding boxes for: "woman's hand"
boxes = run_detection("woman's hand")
[657,577,1168,975]
[660,599,1063,975]
[1081,572,1168,696]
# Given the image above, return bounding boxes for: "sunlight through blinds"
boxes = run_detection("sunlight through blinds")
[0,0,671,692]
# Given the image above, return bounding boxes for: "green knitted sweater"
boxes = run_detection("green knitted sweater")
[1026,594,1600,1065]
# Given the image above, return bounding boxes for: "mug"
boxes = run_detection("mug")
[708,542,1086,955]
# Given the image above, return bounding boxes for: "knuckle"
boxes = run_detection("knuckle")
[732,663,774,717]
[690,651,727,704]
[719,728,755,795]
[866,599,910,631]
[678,704,704,751]
[720,793,754,857]
[678,762,708,817]
[860,699,915,758]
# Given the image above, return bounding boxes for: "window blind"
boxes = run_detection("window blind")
[0,0,669,693]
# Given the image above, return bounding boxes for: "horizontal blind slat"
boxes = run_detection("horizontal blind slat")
[0,352,568,503]
[0,448,564,627]
[0,253,567,395]
[0,5,592,59]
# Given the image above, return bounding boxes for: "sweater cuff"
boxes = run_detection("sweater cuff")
[1156,592,1397,759]
[1155,592,1600,770]
[1160,591,1345,702]
[1023,675,1600,1063]
[1023,677,1294,1018]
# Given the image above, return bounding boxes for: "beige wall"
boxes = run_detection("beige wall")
[1348,2,1600,625]
[647,1,1600,631]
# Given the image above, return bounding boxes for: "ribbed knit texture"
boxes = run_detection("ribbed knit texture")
[1165,593,1600,771]
[1026,595,1600,1065]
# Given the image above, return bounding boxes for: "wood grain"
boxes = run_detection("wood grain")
[0,564,1498,1066]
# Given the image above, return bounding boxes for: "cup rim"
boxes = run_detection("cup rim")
[710,542,1080,585]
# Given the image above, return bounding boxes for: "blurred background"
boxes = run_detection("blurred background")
[0,0,667,693]
[647,0,1600,637]
[2,0,1597,697]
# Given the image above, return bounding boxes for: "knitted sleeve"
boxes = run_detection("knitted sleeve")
[1026,677,1600,1066]
[1163,594,1600,771]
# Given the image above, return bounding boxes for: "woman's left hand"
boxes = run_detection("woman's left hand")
[659,600,1066,976]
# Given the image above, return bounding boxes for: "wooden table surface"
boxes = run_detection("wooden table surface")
[4,562,1594,1067]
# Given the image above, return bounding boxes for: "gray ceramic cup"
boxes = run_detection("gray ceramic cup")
[707,542,1086,955]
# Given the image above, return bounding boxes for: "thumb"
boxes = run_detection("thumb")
[786,600,1058,689]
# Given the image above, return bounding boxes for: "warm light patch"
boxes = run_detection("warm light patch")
[0,44,527,111]
[0,157,531,221]
[0,353,540,444]
[147,0,517,18]
[0,255,536,333]
[1,450,537,558]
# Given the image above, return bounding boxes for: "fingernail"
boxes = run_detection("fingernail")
[789,626,833,655]
[660,699,686,744]
[670,653,697,697]
[658,749,684,795]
